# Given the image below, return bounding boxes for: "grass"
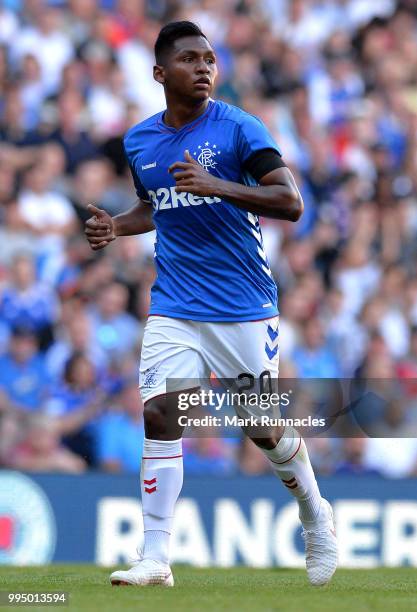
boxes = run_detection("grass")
[0,566,417,612]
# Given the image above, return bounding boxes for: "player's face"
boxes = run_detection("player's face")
[156,36,218,101]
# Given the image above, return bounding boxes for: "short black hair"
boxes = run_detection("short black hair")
[154,21,208,64]
[11,326,36,339]
[64,351,90,384]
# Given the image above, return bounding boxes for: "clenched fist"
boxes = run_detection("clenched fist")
[84,204,116,251]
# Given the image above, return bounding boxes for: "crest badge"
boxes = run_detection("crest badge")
[193,142,221,172]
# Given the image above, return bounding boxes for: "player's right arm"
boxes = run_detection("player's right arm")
[84,199,154,251]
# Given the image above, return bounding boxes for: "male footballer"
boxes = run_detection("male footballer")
[85,21,338,587]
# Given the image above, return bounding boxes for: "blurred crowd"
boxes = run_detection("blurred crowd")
[0,0,417,477]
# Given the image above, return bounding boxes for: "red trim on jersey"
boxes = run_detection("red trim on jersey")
[142,454,183,460]
[269,437,302,465]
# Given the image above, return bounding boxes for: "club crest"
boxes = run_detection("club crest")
[193,141,221,172]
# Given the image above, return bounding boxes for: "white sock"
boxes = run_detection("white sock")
[141,438,183,564]
[261,427,322,526]
[142,530,171,565]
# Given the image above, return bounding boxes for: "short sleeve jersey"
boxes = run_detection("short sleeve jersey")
[124,99,280,322]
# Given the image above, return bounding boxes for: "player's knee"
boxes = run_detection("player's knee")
[251,435,279,450]
[246,426,285,449]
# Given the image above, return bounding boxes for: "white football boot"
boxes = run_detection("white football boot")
[110,551,174,587]
[301,498,338,586]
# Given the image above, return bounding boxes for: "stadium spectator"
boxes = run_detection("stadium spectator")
[0,254,59,348]
[50,90,99,173]
[46,352,107,465]
[334,438,383,476]
[7,413,86,473]
[46,309,108,382]
[183,436,238,475]
[17,162,77,240]
[70,158,129,221]
[0,327,49,412]
[36,142,68,193]
[19,53,45,130]
[292,318,341,378]
[362,435,417,478]
[10,7,74,96]
[89,282,141,360]
[97,382,145,473]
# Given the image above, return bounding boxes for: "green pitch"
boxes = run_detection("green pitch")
[1,566,417,612]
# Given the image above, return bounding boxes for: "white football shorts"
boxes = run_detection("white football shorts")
[139,315,279,404]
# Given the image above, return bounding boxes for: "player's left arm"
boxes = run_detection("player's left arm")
[169,150,303,222]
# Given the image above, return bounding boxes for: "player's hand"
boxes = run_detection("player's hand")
[169,150,222,197]
[84,204,116,251]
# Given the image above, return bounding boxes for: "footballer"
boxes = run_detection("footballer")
[85,21,338,587]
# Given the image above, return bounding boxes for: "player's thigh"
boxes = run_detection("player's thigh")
[202,316,279,380]
[139,316,206,404]
[202,316,280,432]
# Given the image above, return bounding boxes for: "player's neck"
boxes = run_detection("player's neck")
[163,98,210,129]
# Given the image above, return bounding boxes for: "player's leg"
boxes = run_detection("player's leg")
[110,317,205,586]
[252,426,323,527]
[251,427,337,586]
[202,317,337,586]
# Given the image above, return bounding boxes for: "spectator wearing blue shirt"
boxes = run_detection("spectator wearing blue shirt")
[0,326,49,411]
[97,382,144,473]
[46,352,106,466]
[0,254,59,350]
[89,282,141,360]
[292,317,341,378]
[183,436,238,476]
[46,310,108,382]
[334,438,382,477]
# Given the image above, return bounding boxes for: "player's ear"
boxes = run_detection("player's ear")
[153,64,165,85]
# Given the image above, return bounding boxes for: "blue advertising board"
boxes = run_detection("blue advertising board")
[0,471,417,567]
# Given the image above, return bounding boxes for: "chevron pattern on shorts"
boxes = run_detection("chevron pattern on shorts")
[265,323,279,360]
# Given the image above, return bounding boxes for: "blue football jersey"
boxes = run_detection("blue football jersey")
[124,99,280,322]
